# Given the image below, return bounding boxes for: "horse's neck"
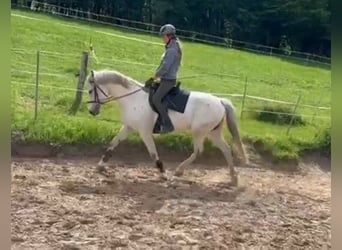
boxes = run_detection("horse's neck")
[109,83,148,109]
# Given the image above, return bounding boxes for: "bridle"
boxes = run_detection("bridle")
[87,71,143,105]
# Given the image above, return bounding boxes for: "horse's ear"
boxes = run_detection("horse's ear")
[90,70,94,77]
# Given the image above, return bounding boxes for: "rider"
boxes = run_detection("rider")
[149,24,182,133]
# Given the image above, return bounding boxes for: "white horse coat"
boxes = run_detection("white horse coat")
[87,69,248,185]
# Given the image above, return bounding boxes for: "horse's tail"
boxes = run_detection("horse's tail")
[220,98,248,165]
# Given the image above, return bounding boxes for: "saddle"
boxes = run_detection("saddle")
[144,78,190,133]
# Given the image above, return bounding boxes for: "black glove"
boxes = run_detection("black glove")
[144,77,154,87]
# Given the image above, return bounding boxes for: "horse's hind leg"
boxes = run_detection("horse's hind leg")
[208,127,238,186]
[175,133,205,177]
[97,125,131,172]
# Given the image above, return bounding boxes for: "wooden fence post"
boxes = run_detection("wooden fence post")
[311,89,324,124]
[34,50,40,121]
[286,93,302,136]
[69,51,89,115]
[240,77,248,119]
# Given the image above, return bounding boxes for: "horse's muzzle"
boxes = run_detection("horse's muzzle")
[89,109,99,116]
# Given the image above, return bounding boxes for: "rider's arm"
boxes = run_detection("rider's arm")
[154,48,177,79]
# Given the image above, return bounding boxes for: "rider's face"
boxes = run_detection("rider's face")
[162,34,169,44]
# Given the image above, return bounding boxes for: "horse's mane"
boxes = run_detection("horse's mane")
[93,69,143,89]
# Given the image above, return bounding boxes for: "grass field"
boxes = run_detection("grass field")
[11,9,331,161]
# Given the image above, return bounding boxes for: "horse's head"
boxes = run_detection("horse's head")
[87,70,110,116]
[87,69,140,116]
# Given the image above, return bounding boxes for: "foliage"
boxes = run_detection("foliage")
[314,126,331,157]
[253,105,306,126]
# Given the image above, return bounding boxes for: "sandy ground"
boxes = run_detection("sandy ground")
[11,155,330,250]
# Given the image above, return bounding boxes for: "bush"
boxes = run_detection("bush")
[253,105,305,126]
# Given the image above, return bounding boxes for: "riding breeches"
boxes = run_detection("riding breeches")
[151,79,176,121]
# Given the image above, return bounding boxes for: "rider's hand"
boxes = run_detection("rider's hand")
[145,77,154,87]
[153,76,161,83]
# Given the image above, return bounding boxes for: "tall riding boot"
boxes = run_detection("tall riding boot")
[160,111,174,133]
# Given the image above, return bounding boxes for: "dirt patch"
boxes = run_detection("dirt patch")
[11,155,331,249]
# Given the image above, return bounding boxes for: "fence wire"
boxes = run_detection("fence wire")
[12,80,330,122]
[11,48,331,91]
[11,69,331,111]
[12,1,330,66]
[11,46,331,129]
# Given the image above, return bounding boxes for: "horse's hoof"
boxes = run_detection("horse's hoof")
[230,176,238,187]
[96,165,110,177]
[98,158,106,166]
[174,169,184,177]
[96,164,107,173]
[159,173,168,181]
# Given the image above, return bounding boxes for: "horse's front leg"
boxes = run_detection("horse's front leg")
[97,125,131,172]
[175,133,205,177]
[139,131,167,180]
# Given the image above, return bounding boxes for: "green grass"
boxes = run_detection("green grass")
[11,9,331,161]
